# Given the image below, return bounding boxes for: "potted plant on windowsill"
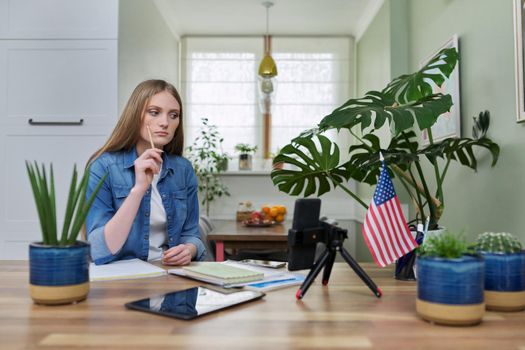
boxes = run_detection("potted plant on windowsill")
[270,48,499,234]
[475,232,525,311]
[26,162,106,305]
[186,117,230,217]
[416,231,484,326]
[235,143,257,171]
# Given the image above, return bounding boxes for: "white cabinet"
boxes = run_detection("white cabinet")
[0,1,118,259]
[0,40,117,127]
[0,0,118,39]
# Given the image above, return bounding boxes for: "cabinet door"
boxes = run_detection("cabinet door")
[0,40,118,127]
[0,127,113,259]
[0,0,118,39]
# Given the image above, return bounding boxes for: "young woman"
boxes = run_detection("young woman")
[86,79,206,265]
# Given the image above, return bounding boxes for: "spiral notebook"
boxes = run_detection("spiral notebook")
[181,263,264,285]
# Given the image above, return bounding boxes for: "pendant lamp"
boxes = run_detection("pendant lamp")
[258,1,277,79]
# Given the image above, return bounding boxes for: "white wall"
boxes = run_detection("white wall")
[118,0,179,113]
[208,174,361,222]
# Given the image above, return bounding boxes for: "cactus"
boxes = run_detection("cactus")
[476,232,522,253]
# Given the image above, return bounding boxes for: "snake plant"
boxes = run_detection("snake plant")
[271,47,499,230]
[26,162,107,246]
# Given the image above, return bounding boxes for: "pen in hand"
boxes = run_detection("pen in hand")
[146,124,156,149]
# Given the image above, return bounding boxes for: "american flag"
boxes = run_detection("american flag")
[362,161,418,267]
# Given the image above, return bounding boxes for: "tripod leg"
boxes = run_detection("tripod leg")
[321,250,336,285]
[296,249,330,300]
[339,247,382,298]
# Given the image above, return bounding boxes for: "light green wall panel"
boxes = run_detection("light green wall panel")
[406,0,523,243]
[354,0,524,262]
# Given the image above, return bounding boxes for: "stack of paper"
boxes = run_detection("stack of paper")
[182,263,264,284]
[90,259,167,281]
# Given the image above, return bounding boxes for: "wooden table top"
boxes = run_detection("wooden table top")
[207,220,288,242]
[1,261,525,349]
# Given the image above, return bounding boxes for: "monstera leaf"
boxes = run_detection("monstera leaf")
[271,135,353,197]
[345,132,419,185]
[317,48,458,136]
[383,47,459,104]
[420,136,500,170]
[318,90,452,137]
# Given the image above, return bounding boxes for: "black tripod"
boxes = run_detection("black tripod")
[293,222,383,300]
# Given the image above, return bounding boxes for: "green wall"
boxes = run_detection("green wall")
[406,0,523,242]
[355,0,524,262]
[354,1,391,261]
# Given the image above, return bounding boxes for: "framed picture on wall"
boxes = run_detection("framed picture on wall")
[514,0,525,122]
[420,35,461,145]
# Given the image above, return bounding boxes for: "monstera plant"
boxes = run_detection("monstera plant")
[271,48,499,230]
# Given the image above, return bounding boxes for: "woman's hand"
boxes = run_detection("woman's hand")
[162,244,196,266]
[133,148,163,193]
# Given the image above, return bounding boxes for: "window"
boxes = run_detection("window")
[182,36,353,160]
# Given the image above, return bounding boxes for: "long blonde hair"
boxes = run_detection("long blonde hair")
[88,79,184,165]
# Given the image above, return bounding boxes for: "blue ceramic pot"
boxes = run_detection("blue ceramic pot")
[416,255,485,325]
[482,251,525,311]
[29,241,90,305]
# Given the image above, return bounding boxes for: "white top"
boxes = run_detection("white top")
[148,174,167,261]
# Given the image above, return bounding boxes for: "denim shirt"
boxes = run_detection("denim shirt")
[86,147,206,265]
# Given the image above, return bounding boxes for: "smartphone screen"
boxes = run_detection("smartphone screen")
[241,259,286,268]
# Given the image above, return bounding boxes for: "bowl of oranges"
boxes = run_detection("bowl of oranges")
[242,204,287,227]
[261,204,287,224]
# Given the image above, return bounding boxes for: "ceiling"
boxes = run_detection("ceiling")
[154,0,384,39]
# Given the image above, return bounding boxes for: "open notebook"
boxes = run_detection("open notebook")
[181,263,264,284]
[90,259,167,281]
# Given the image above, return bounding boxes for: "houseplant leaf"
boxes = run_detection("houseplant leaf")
[420,136,500,170]
[318,92,453,136]
[383,47,459,104]
[345,131,419,185]
[272,135,352,195]
[60,165,79,245]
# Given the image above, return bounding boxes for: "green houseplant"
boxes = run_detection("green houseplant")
[271,48,499,231]
[235,143,257,170]
[476,232,525,311]
[416,231,484,325]
[26,162,106,305]
[186,118,230,216]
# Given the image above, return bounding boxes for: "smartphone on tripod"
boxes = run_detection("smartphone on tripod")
[287,198,321,271]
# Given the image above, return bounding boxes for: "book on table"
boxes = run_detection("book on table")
[169,261,304,290]
[180,263,264,285]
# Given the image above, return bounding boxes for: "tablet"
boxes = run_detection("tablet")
[125,286,265,320]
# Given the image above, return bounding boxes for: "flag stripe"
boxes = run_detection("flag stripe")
[384,200,409,253]
[361,161,418,267]
[366,204,394,266]
[378,203,404,256]
[362,203,387,267]
[372,204,398,260]
[363,217,385,266]
[393,196,417,248]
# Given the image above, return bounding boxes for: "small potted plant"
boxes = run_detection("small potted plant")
[235,143,257,170]
[26,162,106,305]
[476,232,525,311]
[416,231,485,326]
[186,118,230,216]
